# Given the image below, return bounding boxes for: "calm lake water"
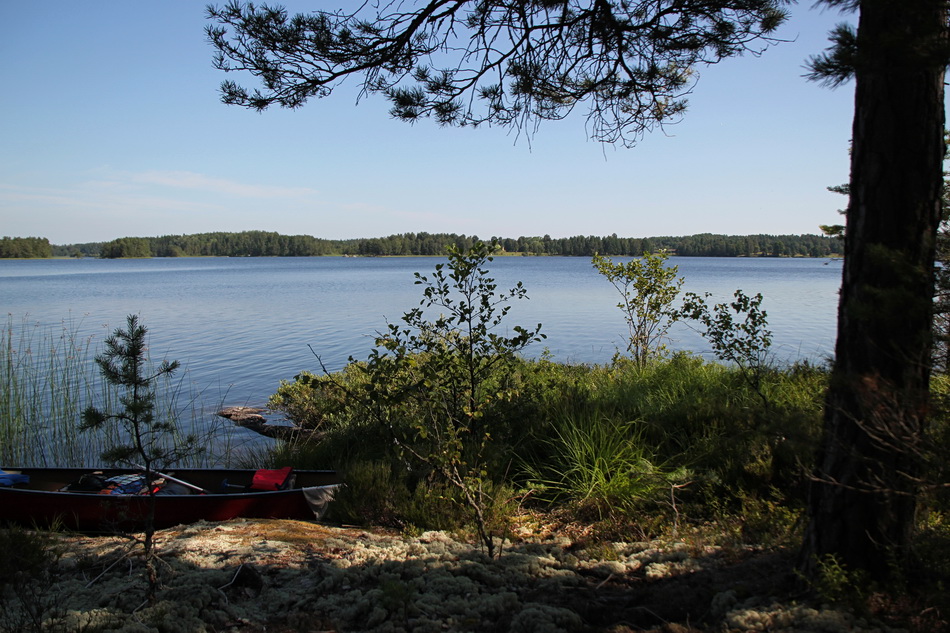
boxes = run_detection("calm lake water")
[2,256,841,409]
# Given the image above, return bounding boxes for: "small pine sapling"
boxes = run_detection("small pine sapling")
[81,314,202,603]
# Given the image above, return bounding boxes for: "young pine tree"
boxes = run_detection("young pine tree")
[81,314,201,603]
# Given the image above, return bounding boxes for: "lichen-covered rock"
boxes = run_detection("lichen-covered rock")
[510,604,584,633]
[34,520,910,633]
[723,601,906,633]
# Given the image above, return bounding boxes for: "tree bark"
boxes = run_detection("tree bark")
[802,0,947,580]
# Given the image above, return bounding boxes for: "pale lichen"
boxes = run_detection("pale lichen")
[28,520,904,633]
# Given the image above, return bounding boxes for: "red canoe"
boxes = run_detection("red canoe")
[0,467,340,532]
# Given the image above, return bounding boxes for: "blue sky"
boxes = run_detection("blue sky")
[1,1,858,245]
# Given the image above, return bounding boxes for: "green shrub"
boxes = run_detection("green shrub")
[912,511,950,581]
[924,374,950,515]
[268,371,336,430]
[271,349,827,530]
[320,460,480,531]
[736,488,803,546]
[523,356,824,508]
[300,242,545,556]
[807,553,870,609]
[269,365,367,432]
[592,251,683,365]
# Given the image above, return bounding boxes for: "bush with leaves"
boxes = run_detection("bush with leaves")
[275,351,825,530]
[270,356,577,529]
[269,367,359,432]
[678,289,774,397]
[531,356,823,515]
[592,251,683,365]
[351,240,544,555]
[674,292,825,504]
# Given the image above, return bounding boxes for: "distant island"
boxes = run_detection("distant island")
[0,231,843,259]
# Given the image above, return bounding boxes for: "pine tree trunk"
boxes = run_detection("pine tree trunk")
[801,0,946,580]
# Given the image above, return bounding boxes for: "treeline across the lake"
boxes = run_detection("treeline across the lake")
[31,230,844,259]
[353,232,841,257]
[0,236,52,258]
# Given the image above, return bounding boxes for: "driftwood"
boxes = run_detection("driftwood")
[217,407,319,442]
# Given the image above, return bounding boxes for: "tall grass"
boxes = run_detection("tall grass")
[0,315,241,467]
[523,408,687,518]
[1,316,112,465]
[588,356,826,502]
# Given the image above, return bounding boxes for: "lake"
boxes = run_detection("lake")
[2,256,841,410]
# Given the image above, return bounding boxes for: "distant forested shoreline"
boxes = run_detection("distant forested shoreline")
[0,236,53,258]
[1,231,843,259]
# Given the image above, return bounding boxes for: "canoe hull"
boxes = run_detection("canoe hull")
[0,467,339,532]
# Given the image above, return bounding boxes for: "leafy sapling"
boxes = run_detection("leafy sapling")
[678,290,773,400]
[358,240,544,557]
[592,251,683,365]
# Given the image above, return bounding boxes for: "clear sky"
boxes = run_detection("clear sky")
[1,1,859,245]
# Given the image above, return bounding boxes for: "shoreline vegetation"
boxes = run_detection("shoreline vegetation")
[3,243,947,632]
[5,323,949,631]
[0,315,239,470]
[0,230,843,259]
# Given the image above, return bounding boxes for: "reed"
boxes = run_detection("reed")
[1,316,107,465]
[0,315,240,467]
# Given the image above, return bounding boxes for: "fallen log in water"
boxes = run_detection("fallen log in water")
[217,406,321,442]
